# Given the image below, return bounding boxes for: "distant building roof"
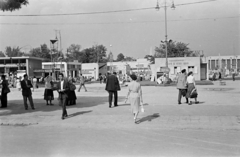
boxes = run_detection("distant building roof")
[0,56,49,61]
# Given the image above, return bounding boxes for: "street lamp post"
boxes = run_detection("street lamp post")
[156,0,175,68]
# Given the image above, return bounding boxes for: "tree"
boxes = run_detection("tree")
[66,44,82,62]
[116,53,125,61]
[5,46,24,57]
[0,51,6,57]
[0,0,28,12]
[123,56,136,61]
[144,55,155,64]
[30,44,51,59]
[155,41,194,58]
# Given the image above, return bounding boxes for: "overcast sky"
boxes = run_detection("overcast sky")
[0,0,239,59]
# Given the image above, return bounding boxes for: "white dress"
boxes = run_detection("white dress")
[128,81,142,114]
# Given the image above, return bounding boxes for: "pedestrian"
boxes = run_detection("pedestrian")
[78,74,87,92]
[57,73,69,120]
[218,72,222,81]
[21,74,35,110]
[185,71,199,105]
[232,72,235,81]
[16,77,21,91]
[105,72,121,108]
[176,69,188,105]
[44,75,54,106]
[0,75,10,108]
[67,78,77,106]
[32,76,37,92]
[99,74,103,84]
[125,74,143,123]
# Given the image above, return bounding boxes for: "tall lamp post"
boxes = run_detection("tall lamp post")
[156,0,175,68]
[50,39,58,79]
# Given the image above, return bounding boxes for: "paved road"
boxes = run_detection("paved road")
[0,80,240,157]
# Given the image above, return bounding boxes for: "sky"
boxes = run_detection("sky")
[0,0,239,59]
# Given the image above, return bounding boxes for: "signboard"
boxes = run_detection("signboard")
[160,67,170,73]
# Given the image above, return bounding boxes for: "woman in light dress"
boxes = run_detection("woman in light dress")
[125,74,143,123]
[44,75,54,106]
[186,71,199,105]
[16,76,22,91]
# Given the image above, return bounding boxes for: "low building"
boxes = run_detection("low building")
[41,61,81,78]
[106,59,151,75]
[207,55,240,76]
[81,63,107,80]
[152,57,208,81]
[0,56,45,77]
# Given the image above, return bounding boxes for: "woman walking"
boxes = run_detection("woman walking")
[0,75,10,108]
[186,72,199,105]
[125,74,143,123]
[16,76,22,91]
[44,75,54,106]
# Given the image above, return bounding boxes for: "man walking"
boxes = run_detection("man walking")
[21,74,35,110]
[105,72,120,108]
[176,69,189,104]
[57,73,69,120]
[78,74,87,92]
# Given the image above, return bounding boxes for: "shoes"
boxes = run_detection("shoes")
[65,114,68,117]
[195,101,199,104]
[32,107,35,110]
[114,105,118,107]
[46,104,49,106]
[25,108,28,110]
[178,102,181,105]
[188,101,192,105]
[109,106,111,108]
[0,106,7,108]
[85,90,87,92]
[61,117,64,120]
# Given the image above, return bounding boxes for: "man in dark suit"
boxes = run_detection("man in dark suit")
[21,74,35,110]
[57,73,70,120]
[105,72,120,108]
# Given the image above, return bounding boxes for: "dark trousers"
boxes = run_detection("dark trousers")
[108,91,118,106]
[1,93,8,107]
[59,93,68,117]
[178,89,188,103]
[23,95,34,109]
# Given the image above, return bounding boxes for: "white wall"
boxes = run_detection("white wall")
[154,57,201,80]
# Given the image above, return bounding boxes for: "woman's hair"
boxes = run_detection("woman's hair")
[1,75,5,79]
[130,74,137,81]
[188,71,193,76]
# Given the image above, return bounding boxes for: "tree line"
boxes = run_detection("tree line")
[0,44,137,63]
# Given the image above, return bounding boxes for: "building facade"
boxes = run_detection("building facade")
[153,57,208,81]
[0,56,44,77]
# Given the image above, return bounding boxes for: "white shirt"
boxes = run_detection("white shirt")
[187,75,195,84]
[60,80,64,90]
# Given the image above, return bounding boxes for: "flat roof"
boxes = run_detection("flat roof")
[0,56,48,61]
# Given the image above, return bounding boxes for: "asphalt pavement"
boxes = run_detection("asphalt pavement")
[0,80,240,157]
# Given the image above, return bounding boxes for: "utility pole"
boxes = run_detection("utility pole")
[164,0,168,68]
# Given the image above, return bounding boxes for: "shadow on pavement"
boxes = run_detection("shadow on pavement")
[0,96,125,116]
[66,110,92,119]
[137,113,160,124]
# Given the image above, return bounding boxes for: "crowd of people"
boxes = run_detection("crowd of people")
[0,69,200,123]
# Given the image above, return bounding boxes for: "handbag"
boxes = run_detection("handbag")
[190,88,198,98]
[141,102,144,113]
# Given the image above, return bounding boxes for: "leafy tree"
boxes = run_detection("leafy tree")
[0,0,28,12]
[66,44,82,62]
[30,44,51,59]
[5,46,24,57]
[116,53,125,61]
[155,41,194,58]
[0,51,6,57]
[123,56,136,61]
[144,55,155,64]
